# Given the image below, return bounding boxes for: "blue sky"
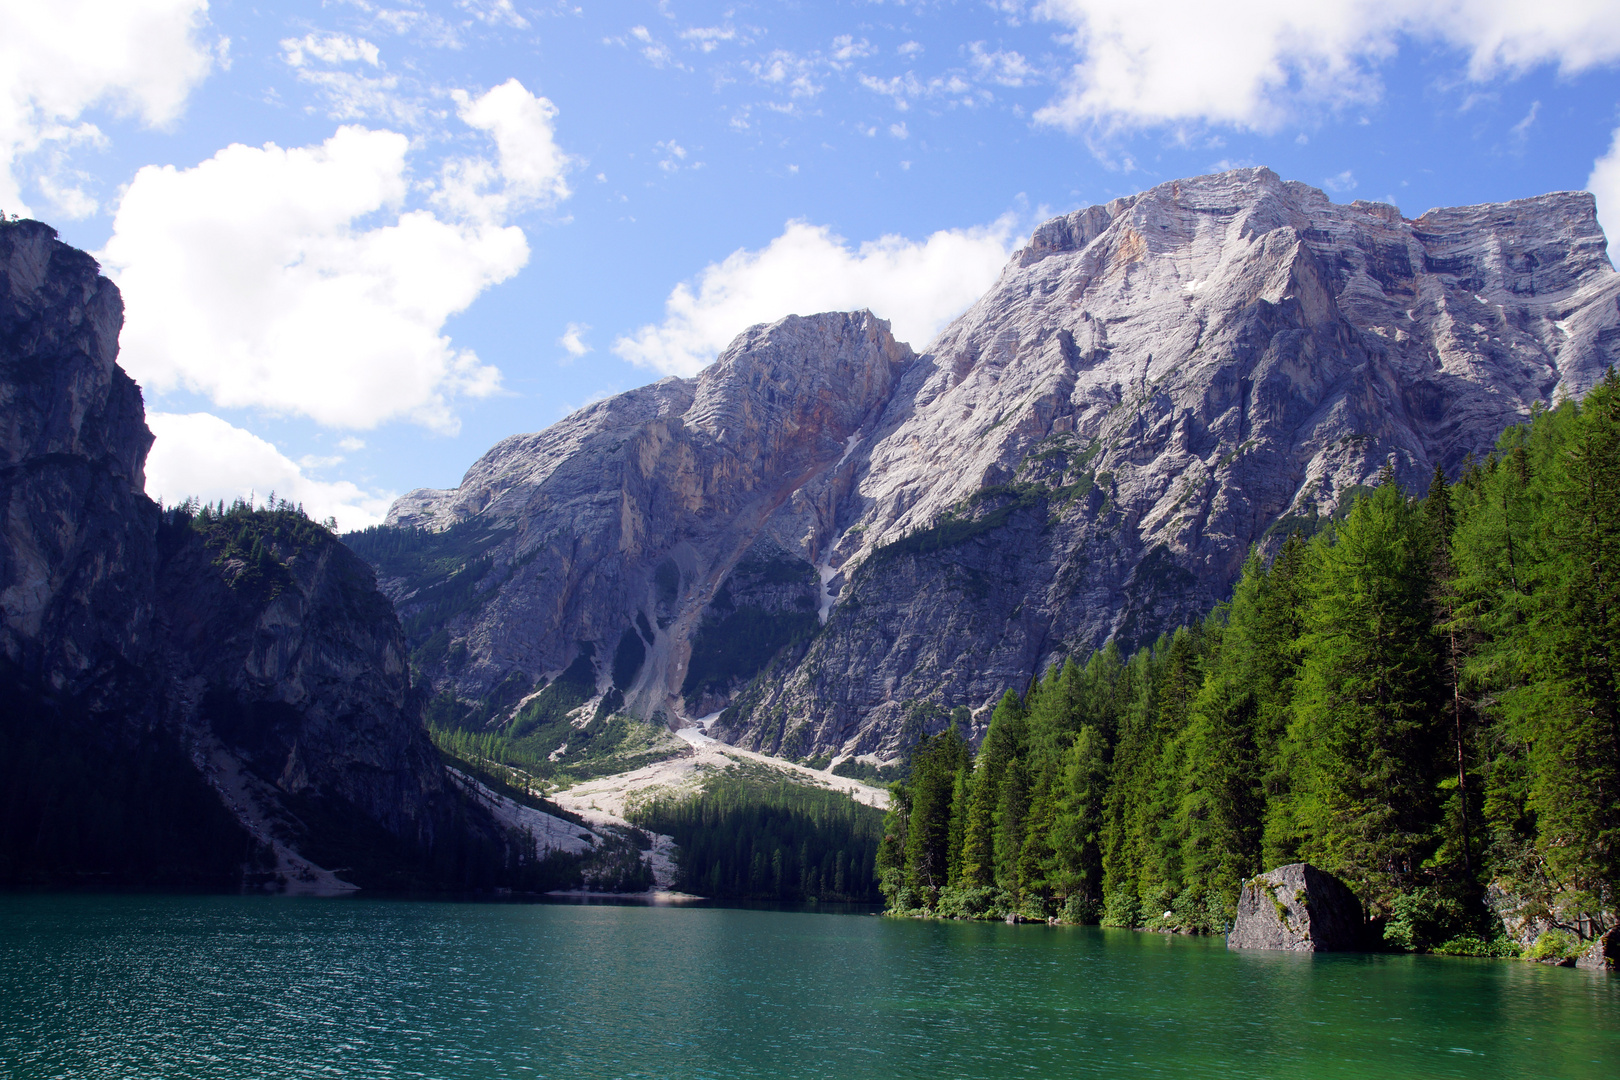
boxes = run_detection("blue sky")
[6,0,1620,528]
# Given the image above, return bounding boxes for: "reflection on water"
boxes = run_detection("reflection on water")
[0,894,1614,1079]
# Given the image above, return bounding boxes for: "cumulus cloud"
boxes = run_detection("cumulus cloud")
[559,322,591,359]
[613,218,1019,376]
[446,78,573,218]
[1589,127,1620,265]
[145,412,395,531]
[102,123,531,432]
[0,0,218,216]
[1034,0,1620,133]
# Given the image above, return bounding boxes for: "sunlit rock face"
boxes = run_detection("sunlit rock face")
[383,168,1620,761]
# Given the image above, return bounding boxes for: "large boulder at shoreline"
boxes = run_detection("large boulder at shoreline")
[1577,928,1617,972]
[1227,863,1363,952]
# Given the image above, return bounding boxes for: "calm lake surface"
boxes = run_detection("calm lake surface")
[1,894,1615,1079]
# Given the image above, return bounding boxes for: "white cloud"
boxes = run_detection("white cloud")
[457,0,529,29]
[968,43,1036,87]
[103,124,530,432]
[889,122,909,139]
[681,26,738,52]
[629,25,678,68]
[0,0,218,215]
[831,35,877,65]
[145,412,395,531]
[1323,169,1357,193]
[1510,99,1541,141]
[281,32,381,68]
[1589,127,1620,265]
[1033,0,1620,133]
[447,78,573,218]
[613,217,1020,376]
[559,322,591,359]
[656,139,689,172]
[749,50,828,98]
[858,70,975,111]
[897,41,925,58]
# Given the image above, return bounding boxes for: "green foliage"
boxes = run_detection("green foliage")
[1381,885,1501,953]
[0,664,267,888]
[631,770,884,902]
[429,646,680,786]
[1524,929,1583,962]
[509,648,596,739]
[341,519,517,667]
[831,758,904,785]
[867,482,1052,563]
[172,496,335,601]
[681,607,819,707]
[876,382,1620,948]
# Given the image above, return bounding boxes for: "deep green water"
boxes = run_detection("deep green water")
[1,894,1615,1079]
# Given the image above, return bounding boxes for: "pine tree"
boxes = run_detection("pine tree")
[1287,480,1444,909]
[959,690,1025,888]
[903,728,970,902]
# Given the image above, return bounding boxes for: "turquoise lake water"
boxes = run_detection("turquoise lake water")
[0,894,1615,1079]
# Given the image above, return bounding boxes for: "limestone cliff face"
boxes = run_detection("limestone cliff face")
[384,311,910,722]
[381,168,1620,762]
[0,220,460,888]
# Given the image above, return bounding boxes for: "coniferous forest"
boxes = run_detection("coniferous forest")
[632,773,885,902]
[877,372,1620,956]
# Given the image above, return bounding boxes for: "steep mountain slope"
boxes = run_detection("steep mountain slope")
[374,168,1620,763]
[0,219,552,891]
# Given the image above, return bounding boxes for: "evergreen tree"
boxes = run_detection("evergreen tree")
[1287,480,1444,909]
[960,690,1025,888]
[903,728,970,902]
[1052,723,1109,918]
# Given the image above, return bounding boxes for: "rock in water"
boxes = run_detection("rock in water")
[1577,928,1617,972]
[1227,863,1363,952]
[373,167,1620,762]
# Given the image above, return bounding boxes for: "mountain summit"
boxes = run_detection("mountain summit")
[377,168,1620,762]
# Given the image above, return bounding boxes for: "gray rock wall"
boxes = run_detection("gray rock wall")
[0,219,470,888]
[380,168,1620,761]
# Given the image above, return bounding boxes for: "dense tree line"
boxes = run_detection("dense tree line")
[632,774,885,902]
[878,373,1620,954]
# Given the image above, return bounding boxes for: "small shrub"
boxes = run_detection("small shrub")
[1101,886,1141,928]
[936,884,1004,920]
[1525,930,1582,963]
[1432,934,1520,958]
[1063,893,1101,925]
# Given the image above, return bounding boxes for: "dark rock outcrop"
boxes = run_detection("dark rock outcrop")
[371,168,1620,763]
[1227,863,1364,952]
[0,219,533,891]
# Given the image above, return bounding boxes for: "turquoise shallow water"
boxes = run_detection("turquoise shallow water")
[0,894,1615,1079]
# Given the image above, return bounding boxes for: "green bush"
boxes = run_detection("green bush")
[934,884,1005,920]
[1432,934,1521,958]
[1101,886,1141,928]
[1063,893,1102,925]
[1525,929,1582,962]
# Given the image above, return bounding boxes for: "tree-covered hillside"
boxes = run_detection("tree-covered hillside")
[877,372,1620,958]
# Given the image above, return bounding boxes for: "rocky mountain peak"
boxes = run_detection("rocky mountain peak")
[373,168,1620,763]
